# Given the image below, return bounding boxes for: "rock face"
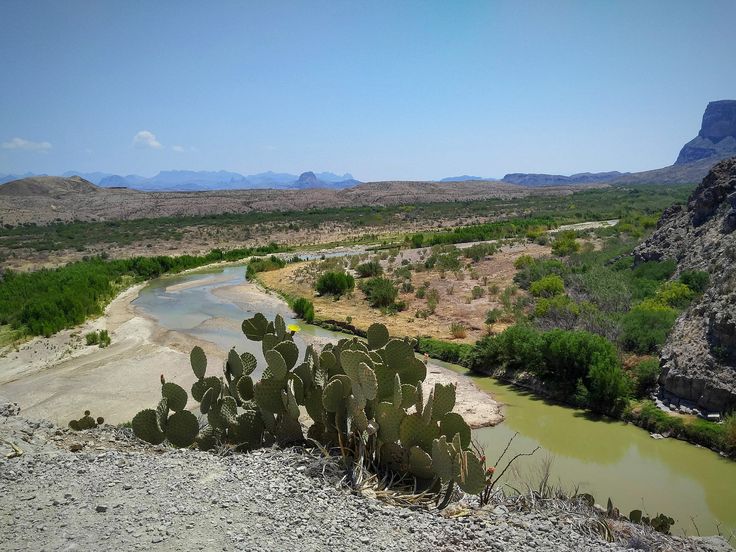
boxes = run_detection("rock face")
[634,157,736,412]
[676,100,736,165]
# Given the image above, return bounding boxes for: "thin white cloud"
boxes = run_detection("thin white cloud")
[1,137,52,151]
[132,130,162,149]
[171,144,197,153]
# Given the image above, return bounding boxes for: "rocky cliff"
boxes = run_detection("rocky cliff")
[676,100,736,165]
[634,157,736,412]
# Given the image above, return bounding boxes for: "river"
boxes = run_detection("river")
[133,262,736,538]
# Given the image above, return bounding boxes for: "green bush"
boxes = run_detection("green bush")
[416,337,473,366]
[724,413,736,453]
[85,331,99,346]
[530,274,565,297]
[359,277,398,308]
[679,270,709,293]
[632,358,660,397]
[355,260,383,278]
[654,281,695,308]
[468,324,545,374]
[540,328,619,387]
[409,233,424,248]
[463,243,497,262]
[551,231,580,256]
[534,294,580,318]
[291,297,315,323]
[315,271,355,297]
[246,255,286,278]
[586,354,630,414]
[485,308,503,324]
[471,286,485,300]
[514,257,568,289]
[621,303,678,353]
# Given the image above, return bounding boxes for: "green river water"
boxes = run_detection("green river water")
[133,263,736,538]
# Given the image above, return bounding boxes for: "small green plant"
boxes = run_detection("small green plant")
[485,308,502,324]
[449,322,467,339]
[415,287,426,299]
[426,288,440,313]
[85,329,111,348]
[359,277,398,308]
[551,231,580,256]
[68,410,104,430]
[291,297,315,323]
[315,271,355,297]
[679,270,709,293]
[530,274,564,297]
[471,286,485,300]
[355,260,383,278]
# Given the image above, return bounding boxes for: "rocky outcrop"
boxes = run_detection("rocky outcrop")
[676,100,736,165]
[634,157,736,413]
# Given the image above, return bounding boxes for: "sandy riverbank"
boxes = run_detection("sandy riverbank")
[0,267,502,428]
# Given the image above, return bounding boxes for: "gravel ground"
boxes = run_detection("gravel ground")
[1,405,732,552]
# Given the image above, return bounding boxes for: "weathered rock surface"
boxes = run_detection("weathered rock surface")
[676,100,736,165]
[2,404,728,552]
[634,157,736,412]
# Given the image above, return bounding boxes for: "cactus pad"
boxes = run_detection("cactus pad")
[226,348,244,378]
[240,351,257,375]
[165,410,199,448]
[200,386,216,415]
[366,323,390,350]
[376,402,405,443]
[440,412,471,450]
[190,346,207,379]
[232,410,264,448]
[191,376,221,402]
[132,409,166,445]
[457,450,486,495]
[242,313,269,341]
[380,442,406,472]
[237,375,254,402]
[408,446,434,479]
[254,377,286,413]
[399,413,439,453]
[274,340,299,370]
[161,382,187,412]
[431,436,456,482]
[263,350,288,380]
[322,378,345,412]
[432,383,456,421]
[400,384,417,409]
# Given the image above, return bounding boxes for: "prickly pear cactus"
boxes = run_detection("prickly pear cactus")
[127,314,488,507]
[68,410,103,431]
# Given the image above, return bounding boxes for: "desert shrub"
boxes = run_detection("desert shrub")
[416,337,473,366]
[533,294,579,317]
[679,270,709,293]
[566,266,632,313]
[409,233,424,248]
[85,329,111,348]
[292,297,315,323]
[355,260,383,278]
[98,329,111,347]
[540,329,619,387]
[586,354,630,414]
[450,322,467,339]
[468,324,545,374]
[551,231,580,256]
[85,331,99,346]
[359,277,398,308]
[471,286,485,300]
[530,274,564,297]
[514,255,534,269]
[426,288,440,313]
[415,287,426,299]
[400,281,414,293]
[315,271,355,297]
[247,255,286,278]
[724,413,736,453]
[393,265,411,280]
[621,303,678,353]
[514,257,567,289]
[485,308,503,324]
[463,243,497,262]
[632,357,660,397]
[654,281,695,308]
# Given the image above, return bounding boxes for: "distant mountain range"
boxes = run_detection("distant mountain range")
[500,100,736,187]
[0,170,359,191]
[438,175,491,182]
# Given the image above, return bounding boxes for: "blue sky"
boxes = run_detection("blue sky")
[1,0,734,181]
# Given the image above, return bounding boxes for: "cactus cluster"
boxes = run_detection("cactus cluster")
[68,410,104,431]
[131,313,489,503]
